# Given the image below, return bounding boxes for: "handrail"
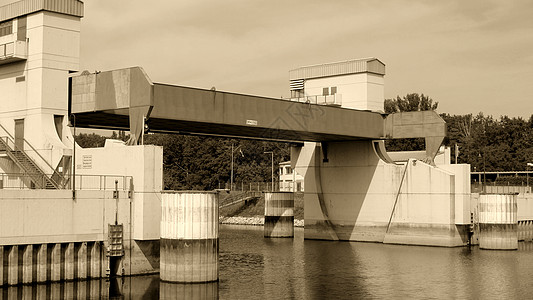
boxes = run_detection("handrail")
[0,123,14,140]
[0,173,133,191]
[0,122,57,175]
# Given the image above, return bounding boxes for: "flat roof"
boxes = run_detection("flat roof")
[0,0,83,22]
[289,57,385,81]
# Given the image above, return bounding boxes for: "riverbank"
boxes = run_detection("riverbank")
[220,216,304,227]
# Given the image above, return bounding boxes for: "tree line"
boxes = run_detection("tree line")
[75,93,532,190]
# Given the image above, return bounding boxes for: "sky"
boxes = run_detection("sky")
[3,0,533,118]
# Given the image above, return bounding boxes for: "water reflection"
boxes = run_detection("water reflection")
[160,281,218,299]
[2,226,533,299]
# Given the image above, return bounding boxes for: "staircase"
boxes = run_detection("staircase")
[0,137,61,189]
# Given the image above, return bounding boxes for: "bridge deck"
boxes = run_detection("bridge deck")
[70,67,386,143]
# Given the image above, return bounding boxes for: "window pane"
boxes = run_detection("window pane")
[322,87,329,96]
[331,87,337,95]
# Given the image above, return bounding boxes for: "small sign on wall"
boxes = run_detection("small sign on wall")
[82,155,92,169]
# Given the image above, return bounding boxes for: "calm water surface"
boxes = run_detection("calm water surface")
[3,225,533,299]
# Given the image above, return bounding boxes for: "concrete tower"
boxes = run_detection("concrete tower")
[0,0,83,174]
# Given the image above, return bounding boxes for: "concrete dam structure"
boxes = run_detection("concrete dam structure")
[2,0,533,288]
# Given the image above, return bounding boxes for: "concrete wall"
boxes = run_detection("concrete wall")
[75,144,163,240]
[0,189,129,245]
[518,193,533,220]
[304,73,384,112]
[0,189,158,283]
[295,141,470,246]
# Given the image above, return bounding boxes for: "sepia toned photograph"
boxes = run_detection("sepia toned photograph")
[1,0,532,299]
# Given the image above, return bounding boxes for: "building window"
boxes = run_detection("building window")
[286,167,293,174]
[279,168,283,175]
[291,89,304,98]
[322,87,329,96]
[330,86,337,95]
[0,20,13,37]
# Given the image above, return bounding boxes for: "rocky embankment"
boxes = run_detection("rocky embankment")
[219,216,304,227]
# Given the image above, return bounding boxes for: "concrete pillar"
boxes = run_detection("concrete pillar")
[7,245,19,285]
[35,244,47,283]
[76,242,88,280]
[0,246,4,286]
[50,243,61,281]
[160,192,218,283]
[65,243,75,281]
[21,245,33,284]
[479,194,518,250]
[89,242,102,278]
[264,192,294,238]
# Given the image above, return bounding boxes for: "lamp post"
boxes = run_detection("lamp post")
[526,163,533,193]
[264,151,274,192]
[69,113,76,200]
[230,143,244,190]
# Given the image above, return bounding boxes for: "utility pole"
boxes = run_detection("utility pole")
[69,113,76,200]
[455,143,459,164]
[526,163,533,193]
[230,143,244,191]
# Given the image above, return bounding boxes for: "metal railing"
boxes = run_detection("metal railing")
[289,94,342,106]
[0,173,133,191]
[0,124,63,188]
[224,181,281,192]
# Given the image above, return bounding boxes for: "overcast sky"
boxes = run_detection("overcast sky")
[3,0,532,118]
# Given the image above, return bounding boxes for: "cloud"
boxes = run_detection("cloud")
[79,0,533,118]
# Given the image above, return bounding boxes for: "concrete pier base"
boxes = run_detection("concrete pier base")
[22,245,32,284]
[0,246,3,285]
[36,244,47,283]
[89,241,103,279]
[65,243,75,280]
[160,192,219,283]
[76,242,88,279]
[264,192,294,238]
[7,245,18,285]
[479,194,518,250]
[50,243,61,281]
[295,141,471,247]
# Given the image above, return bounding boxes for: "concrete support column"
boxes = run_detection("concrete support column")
[264,192,294,238]
[479,194,518,250]
[50,243,61,281]
[76,242,88,280]
[65,243,75,281]
[88,241,102,278]
[22,245,33,284]
[36,244,47,283]
[160,192,218,283]
[7,245,19,285]
[0,246,4,286]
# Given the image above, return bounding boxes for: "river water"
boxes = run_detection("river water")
[3,225,533,299]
